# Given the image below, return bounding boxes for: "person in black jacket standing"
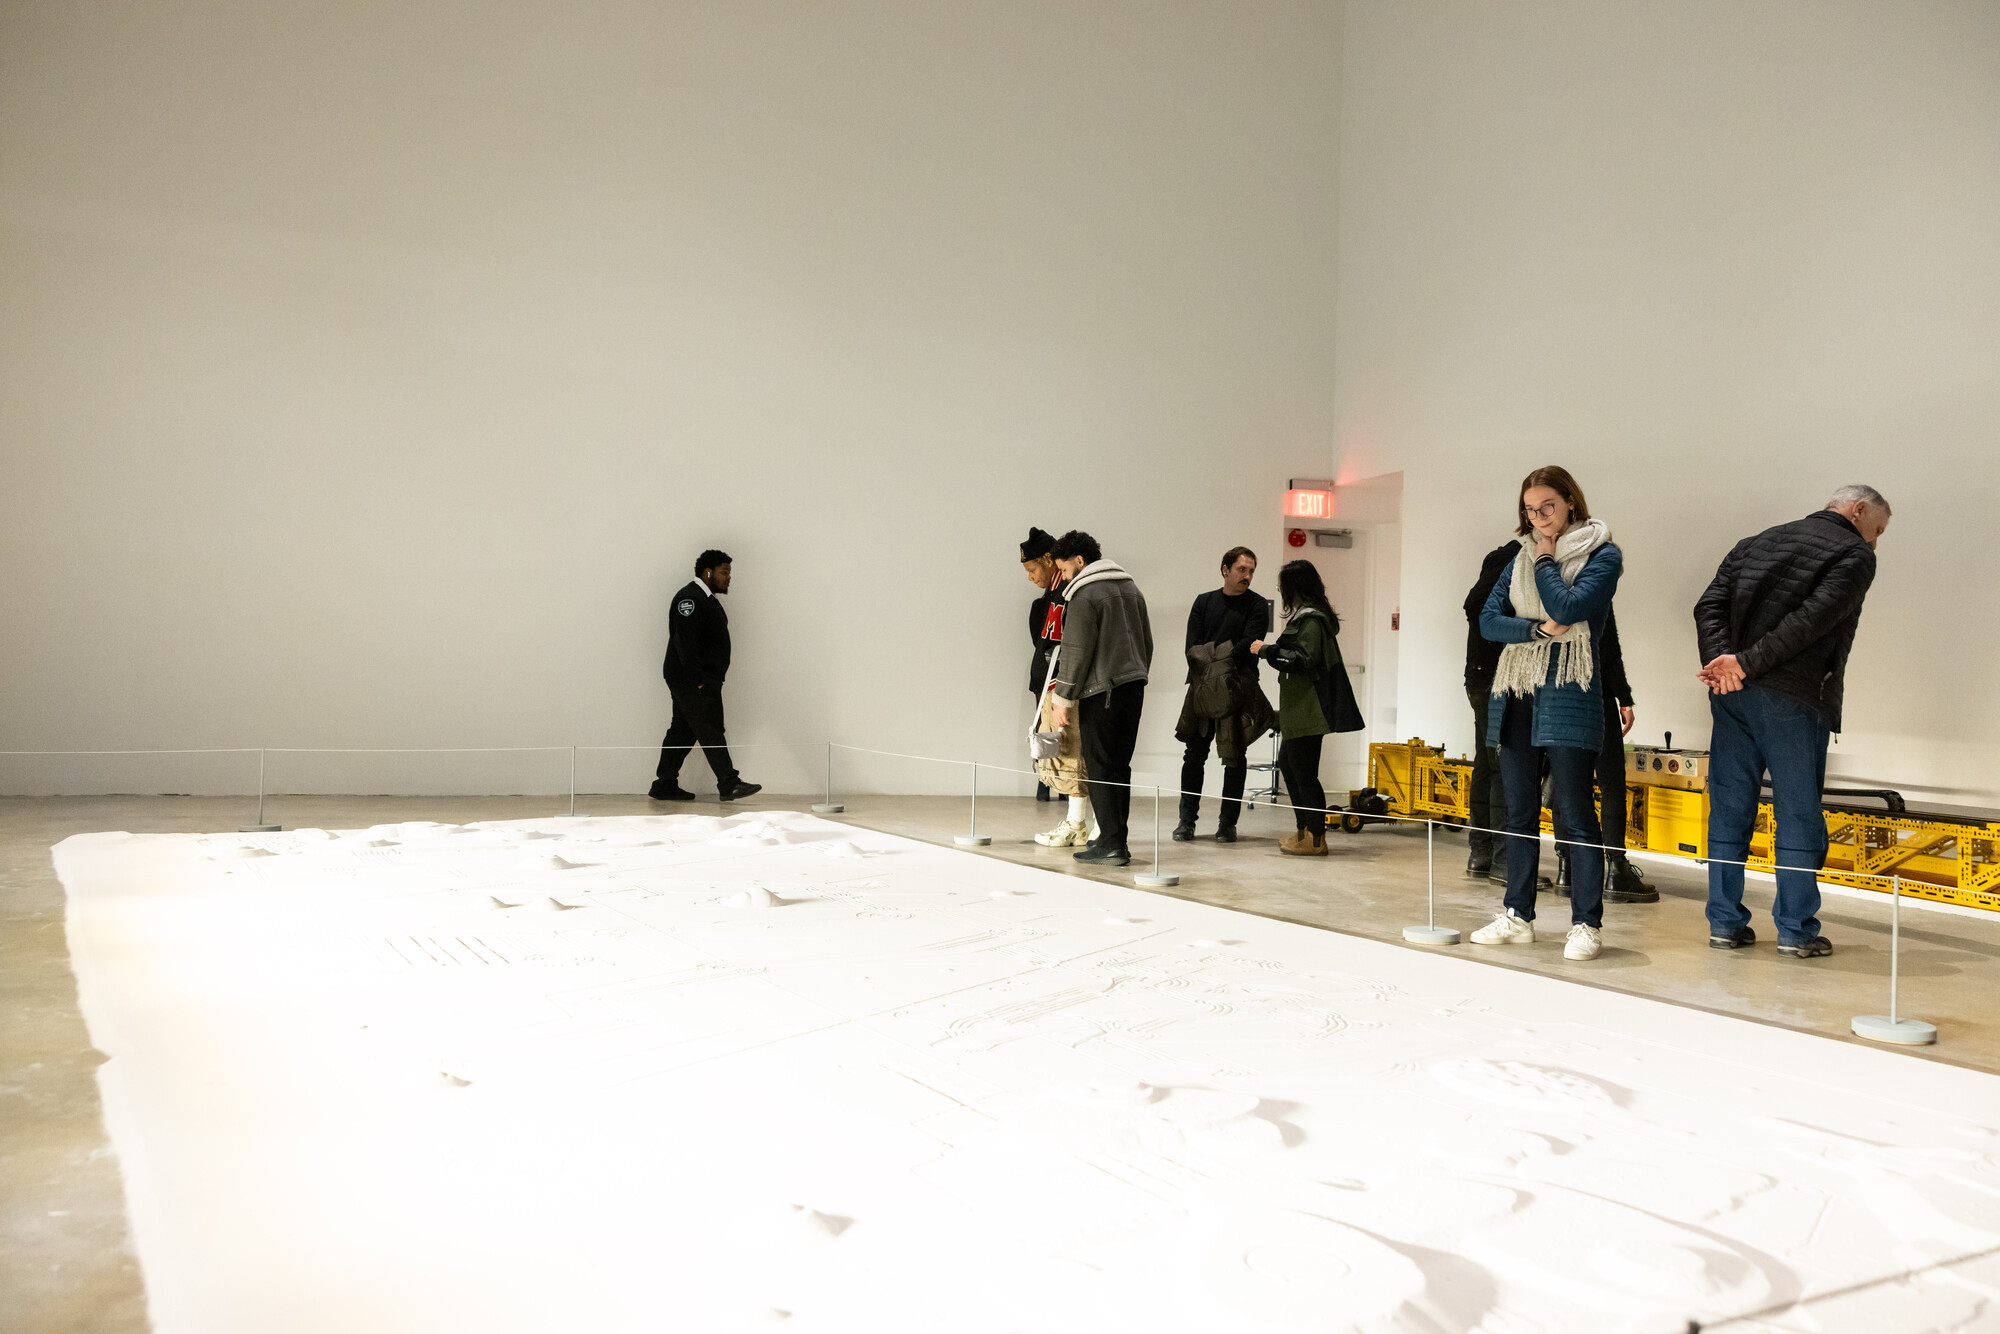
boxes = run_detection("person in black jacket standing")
[1462,540,1519,881]
[650,550,762,802]
[1694,486,1889,958]
[1173,547,1269,843]
[1022,527,1063,802]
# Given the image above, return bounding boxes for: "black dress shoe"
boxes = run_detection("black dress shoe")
[1605,855,1659,903]
[648,783,696,801]
[717,780,763,801]
[1073,844,1131,866]
[1214,826,1237,844]
[1777,935,1832,958]
[1171,823,1196,843]
[1710,925,1756,950]
[1466,853,1493,878]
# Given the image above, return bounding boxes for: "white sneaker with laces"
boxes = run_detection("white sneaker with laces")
[1035,819,1087,848]
[1470,909,1535,946]
[1564,923,1602,960]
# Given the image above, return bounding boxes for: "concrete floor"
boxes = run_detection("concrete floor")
[7,789,1999,1331]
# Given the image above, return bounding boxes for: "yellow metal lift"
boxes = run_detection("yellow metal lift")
[1338,738,2000,915]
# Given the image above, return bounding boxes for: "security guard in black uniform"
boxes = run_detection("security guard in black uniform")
[651,549,761,801]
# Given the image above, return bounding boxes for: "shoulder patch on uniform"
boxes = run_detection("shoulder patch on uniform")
[676,599,696,617]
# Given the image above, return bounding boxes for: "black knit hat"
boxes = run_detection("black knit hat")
[1019,527,1056,561]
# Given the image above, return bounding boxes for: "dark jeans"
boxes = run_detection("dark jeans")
[1466,688,1503,860]
[1278,734,1326,832]
[1544,696,1624,872]
[655,683,738,789]
[1498,699,1604,927]
[1179,732,1247,829]
[1080,681,1146,851]
[1706,686,1829,945]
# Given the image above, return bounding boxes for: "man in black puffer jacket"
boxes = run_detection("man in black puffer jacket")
[1693,485,1890,959]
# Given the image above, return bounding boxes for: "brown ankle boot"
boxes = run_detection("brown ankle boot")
[1280,829,1316,856]
[1307,829,1328,856]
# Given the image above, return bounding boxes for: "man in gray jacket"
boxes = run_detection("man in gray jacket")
[1048,530,1153,866]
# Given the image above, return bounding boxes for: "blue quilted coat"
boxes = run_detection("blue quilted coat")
[1480,544,1624,751]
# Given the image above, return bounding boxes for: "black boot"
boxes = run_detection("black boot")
[1035,782,1052,803]
[1466,839,1493,877]
[1174,793,1199,842]
[1552,848,1572,898]
[1605,853,1659,903]
[1214,822,1237,843]
[1486,843,1510,884]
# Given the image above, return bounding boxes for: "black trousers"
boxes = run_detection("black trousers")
[1178,732,1247,829]
[655,683,739,789]
[1594,692,1627,855]
[1080,681,1146,851]
[1278,734,1326,832]
[1466,687,1504,861]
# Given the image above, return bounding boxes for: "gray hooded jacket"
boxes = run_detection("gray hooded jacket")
[1050,560,1153,705]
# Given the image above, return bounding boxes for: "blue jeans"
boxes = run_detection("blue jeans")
[1498,699,1604,928]
[1705,686,1830,945]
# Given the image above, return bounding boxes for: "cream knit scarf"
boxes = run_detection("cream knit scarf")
[1491,518,1611,699]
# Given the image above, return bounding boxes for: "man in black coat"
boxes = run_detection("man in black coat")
[651,549,762,802]
[1694,486,1889,958]
[1463,540,1519,882]
[1173,546,1270,843]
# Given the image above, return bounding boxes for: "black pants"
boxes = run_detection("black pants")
[1594,692,1626,855]
[1178,732,1246,829]
[1498,699,1603,927]
[1080,681,1146,851]
[655,683,739,789]
[1278,734,1325,832]
[1466,688,1504,861]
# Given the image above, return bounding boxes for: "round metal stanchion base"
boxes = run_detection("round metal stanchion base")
[1851,1014,1937,1045]
[554,813,589,819]
[953,834,992,847]
[1134,872,1180,887]
[811,803,845,813]
[239,823,281,833]
[1403,926,1461,945]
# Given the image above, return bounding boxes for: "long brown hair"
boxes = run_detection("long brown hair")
[1516,465,1590,536]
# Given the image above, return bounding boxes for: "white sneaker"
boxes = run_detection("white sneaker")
[1564,924,1602,960]
[1470,909,1535,946]
[1035,819,1087,848]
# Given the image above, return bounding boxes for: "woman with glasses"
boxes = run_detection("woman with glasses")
[1471,466,1624,960]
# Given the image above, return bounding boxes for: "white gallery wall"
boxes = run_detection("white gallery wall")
[1332,0,2000,810]
[0,1,1343,795]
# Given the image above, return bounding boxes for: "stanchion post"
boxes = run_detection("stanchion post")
[1135,784,1179,887]
[240,748,280,833]
[1850,871,1936,1045]
[1404,818,1458,944]
[555,744,586,818]
[954,761,991,846]
[812,740,844,813]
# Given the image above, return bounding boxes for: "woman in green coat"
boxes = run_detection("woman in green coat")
[1252,560,1365,855]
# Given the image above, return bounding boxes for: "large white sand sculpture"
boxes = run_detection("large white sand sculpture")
[55,812,2000,1332]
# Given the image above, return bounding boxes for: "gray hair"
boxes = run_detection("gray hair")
[1827,484,1891,517]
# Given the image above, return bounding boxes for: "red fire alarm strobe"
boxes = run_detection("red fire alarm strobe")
[1287,528,1307,548]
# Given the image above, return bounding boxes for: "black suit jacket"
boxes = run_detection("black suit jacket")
[663,580,731,690]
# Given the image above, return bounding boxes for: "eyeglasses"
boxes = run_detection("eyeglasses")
[1523,499,1566,520]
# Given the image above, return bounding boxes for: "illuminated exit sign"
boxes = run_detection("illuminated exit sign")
[1284,488,1334,519]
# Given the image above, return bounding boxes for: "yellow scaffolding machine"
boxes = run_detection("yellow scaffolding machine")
[1338,737,2000,915]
